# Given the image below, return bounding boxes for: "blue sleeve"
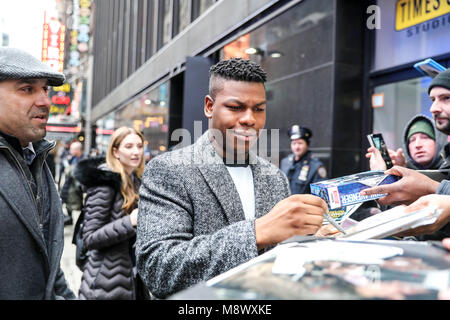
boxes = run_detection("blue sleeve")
[279,157,290,175]
[311,160,327,183]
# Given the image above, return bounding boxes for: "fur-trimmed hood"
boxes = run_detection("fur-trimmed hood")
[73,156,122,191]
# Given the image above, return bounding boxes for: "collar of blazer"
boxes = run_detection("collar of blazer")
[194,131,275,223]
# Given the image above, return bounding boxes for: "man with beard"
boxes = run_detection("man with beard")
[136,58,327,298]
[361,68,450,240]
[0,47,75,299]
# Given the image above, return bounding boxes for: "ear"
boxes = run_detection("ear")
[112,147,119,159]
[204,95,214,119]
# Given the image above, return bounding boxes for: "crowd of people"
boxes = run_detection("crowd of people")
[0,46,449,300]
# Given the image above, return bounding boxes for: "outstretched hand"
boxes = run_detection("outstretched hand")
[365,146,387,170]
[359,166,440,206]
[129,208,138,227]
[394,194,450,237]
[443,238,450,250]
[389,148,406,167]
[365,147,406,171]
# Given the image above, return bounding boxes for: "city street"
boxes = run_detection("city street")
[1,0,449,304]
[60,210,82,296]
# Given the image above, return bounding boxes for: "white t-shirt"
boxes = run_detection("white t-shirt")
[225,165,255,220]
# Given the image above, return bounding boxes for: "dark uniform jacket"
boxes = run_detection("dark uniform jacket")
[0,133,75,299]
[280,151,327,195]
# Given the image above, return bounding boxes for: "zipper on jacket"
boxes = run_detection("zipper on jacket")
[0,143,54,280]
[0,145,40,222]
[0,143,54,226]
[36,146,53,227]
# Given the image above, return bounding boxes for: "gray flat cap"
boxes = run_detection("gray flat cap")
[0,47,65,86]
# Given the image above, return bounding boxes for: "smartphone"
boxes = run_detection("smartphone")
[367,133,393,169]
[413,58,446,78]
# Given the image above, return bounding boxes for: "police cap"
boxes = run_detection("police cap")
[288,125,312,143]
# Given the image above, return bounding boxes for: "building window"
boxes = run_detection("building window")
[158,0,173,48]
[174,0,191,36]
[199,0,216,15]
[372,77,434,150]
[101,82,171,158]
[192,0,216,20]
[95,112,116,155]
[219,0,334,157]
[145,0,156,60]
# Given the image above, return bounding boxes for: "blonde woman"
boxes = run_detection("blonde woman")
[74,127,147,299]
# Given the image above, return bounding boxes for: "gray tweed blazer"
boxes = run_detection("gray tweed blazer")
[136,131,290,298]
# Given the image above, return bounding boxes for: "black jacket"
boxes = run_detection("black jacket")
[0,133,75,299]
[280,151,326,194]
[74,157,142,300]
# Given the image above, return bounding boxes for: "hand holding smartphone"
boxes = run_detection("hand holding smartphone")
[367,133,393,169]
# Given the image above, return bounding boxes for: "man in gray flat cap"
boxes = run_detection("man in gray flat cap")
[0,47,75,299]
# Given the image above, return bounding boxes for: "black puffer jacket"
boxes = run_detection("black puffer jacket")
[74,157,139,300]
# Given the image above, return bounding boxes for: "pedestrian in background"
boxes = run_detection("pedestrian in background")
[56,139,70,190]
[60,140,84,225]
[74,127,148,300]
[280,125,327,194]
[367,114,447,171]
[0,47,75,299]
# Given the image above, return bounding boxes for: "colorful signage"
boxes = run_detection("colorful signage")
[42,16,65,73]
[70,0,91,67]
[49,83,72,117]
[373,0,449,72]
[395,0,450,30]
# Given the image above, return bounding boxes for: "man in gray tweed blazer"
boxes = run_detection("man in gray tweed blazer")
[136,58,327,298]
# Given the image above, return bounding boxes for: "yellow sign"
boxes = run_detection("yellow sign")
[395,0,450,30]
[50,105,66,114]
[133,116,164,132]
[53,83,71,92]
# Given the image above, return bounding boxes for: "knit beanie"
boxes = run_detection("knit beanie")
[407,119,435,141]
[428,68,450,94]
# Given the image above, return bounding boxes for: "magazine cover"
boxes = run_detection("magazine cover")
[204,240,450,300]
[310,170,399,209]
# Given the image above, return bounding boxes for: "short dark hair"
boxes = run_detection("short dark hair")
[209,58,267,99]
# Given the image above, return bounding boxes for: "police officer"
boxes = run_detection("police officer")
[280,125,327,194]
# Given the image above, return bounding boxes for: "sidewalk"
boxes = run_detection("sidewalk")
[60,210,82,296]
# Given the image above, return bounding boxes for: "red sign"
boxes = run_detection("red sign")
[42,15,65,73]
[46,125,81,133]
[51,95,71,105]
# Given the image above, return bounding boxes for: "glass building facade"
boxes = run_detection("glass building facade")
[89,0,449,177]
